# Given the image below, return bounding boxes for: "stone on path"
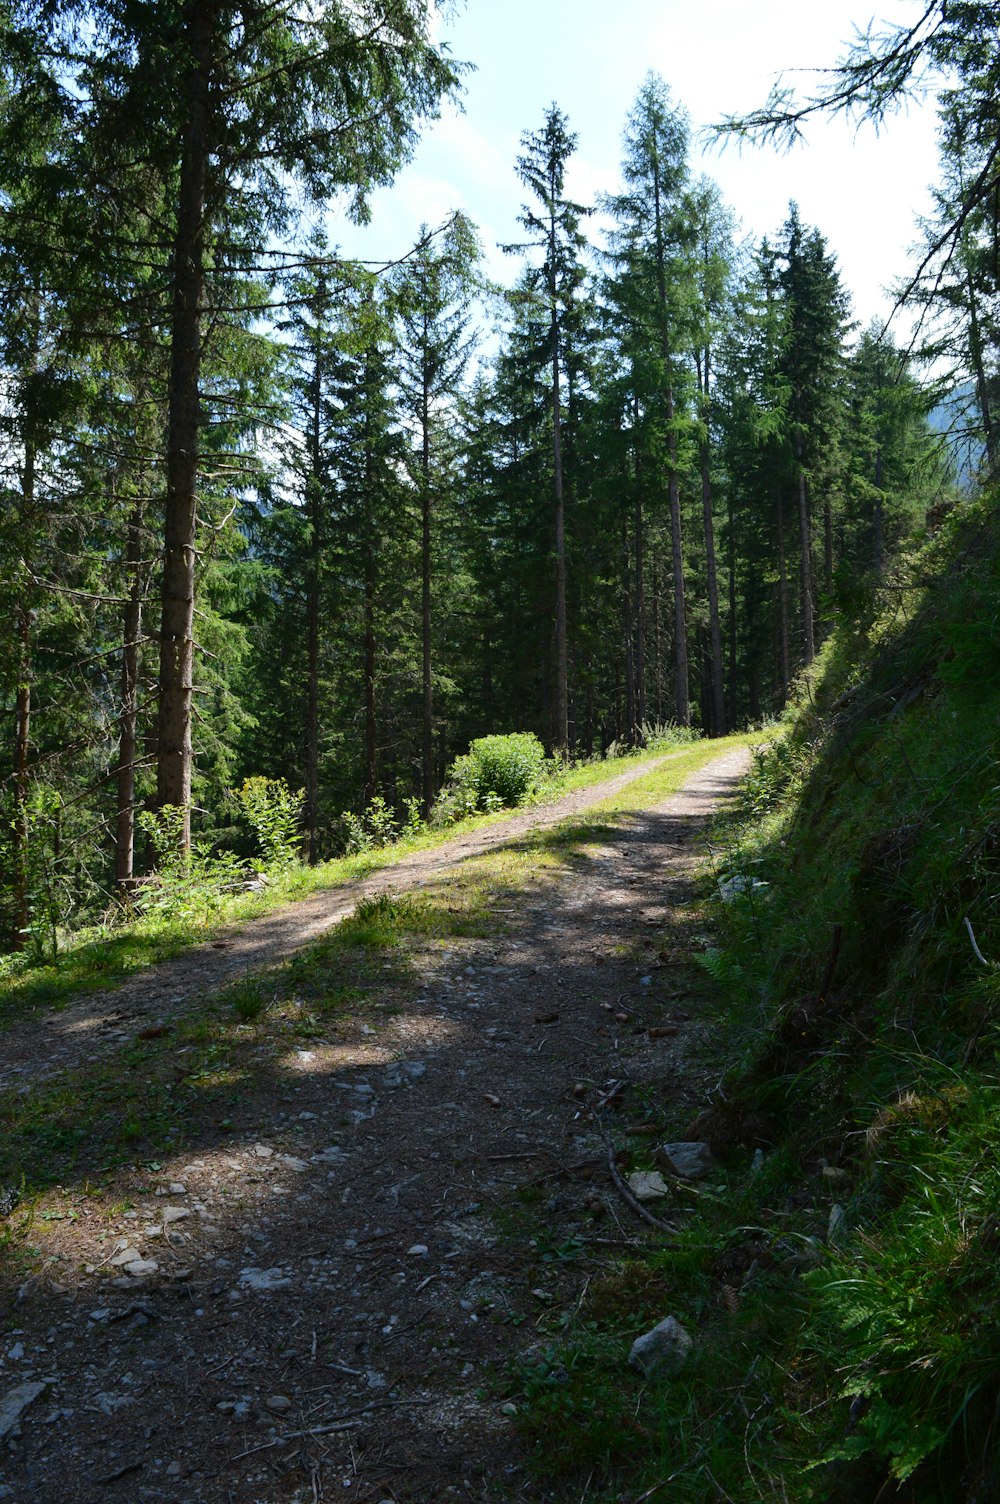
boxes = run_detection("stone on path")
[629,1316,693,1379]
[0,1381,48,1440]
[656,1142,714,1179]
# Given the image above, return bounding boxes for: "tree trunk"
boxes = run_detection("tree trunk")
[551,304,569,755]
[776,488,791,699]
[622,504,636,745]
[967,263,997,469]
[156,3,214,847]
[727,494,738,728]
[795,435,815,665]
[421,340,434,816]
[633,394,646,736]
[652,170,689,726]
[700,439,725,736]
[873,444,885,576]
[305,334,323,864]
[116,496,145,891]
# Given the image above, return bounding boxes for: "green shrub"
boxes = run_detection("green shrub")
[341,795,399,854]
[441,732,548,818]
[234,776,303,866]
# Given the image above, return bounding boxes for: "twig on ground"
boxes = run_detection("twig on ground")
[590,1112,677,1237]
[230,1397,436,1461]
[965,916,993,968]
[94,1459,144,1486]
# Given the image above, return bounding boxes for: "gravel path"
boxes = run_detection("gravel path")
[0,746,712,1095]
[0,746,750,1504]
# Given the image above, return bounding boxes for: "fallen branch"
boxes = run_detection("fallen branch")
[230,1396,437,1462]
[590,1113,677,1238]
[965,916,993,968]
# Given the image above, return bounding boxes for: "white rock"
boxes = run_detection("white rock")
[718,875,769,903]
[626,1170,670,1203]
[238,1267,291,1291]
[168,1183,187,1195]
[253,1144,274,1159]
[656,1142,715,1180]
[162,1206,190,1224]
[629,1316,693,1379]
[407,1244,429,1258]
[828,1204,847,1242]
[280,1156,309,1173]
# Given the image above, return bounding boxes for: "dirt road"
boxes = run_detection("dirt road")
[0,747,749,1504]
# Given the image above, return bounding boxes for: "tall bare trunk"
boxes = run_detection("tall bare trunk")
[652,167,688,726]
[11,349,37,952]
[700,438,725,736]
[795,435,815,665]
[420,345,434,815]
[157,3,214,846]
[776,489,791,699]
[622,504,636,745]
[305,337,322,863]
[633,394,645,736]
[551,309,569,755]
[116,496,145,890]
[727,493,738,727]
[967,263,997,469]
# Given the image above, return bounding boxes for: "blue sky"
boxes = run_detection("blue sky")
[332,1,941,335]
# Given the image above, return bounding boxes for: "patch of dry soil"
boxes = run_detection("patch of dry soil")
[0,748,749,1504]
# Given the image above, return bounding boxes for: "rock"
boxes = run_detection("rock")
[407,1244,429,1258]
[656,1142,714,1180]
[626,1170,670,1203]
[0,1186,20,1218]
[280,1155,309,1172]
[168,1182,187,1194]
[253,1144,274,1159]
[265,1394,292,1414]
[109,1247,142,1268]
[238,1267,291,1291]
[828,1204,847,1242]
[0,1381,48,1441]
[311,1147,347,1165]
[123,1258,159,1278]
[718,875,769,903]
[162,1206,190,1224]
[629,1316,693,1380]
[751,1149,765,1174]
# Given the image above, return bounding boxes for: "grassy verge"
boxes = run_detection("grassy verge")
[0,731,712,1018]
[501,502,1000,1503]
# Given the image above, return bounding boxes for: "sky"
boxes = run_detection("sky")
[331,0,942,338]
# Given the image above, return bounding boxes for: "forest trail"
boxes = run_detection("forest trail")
[0,745,730,1096]
[0,747,749,1504]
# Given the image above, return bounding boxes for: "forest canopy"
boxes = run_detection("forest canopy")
[0,0,990,957]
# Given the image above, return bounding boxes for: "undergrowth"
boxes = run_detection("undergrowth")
[509,497,1000,1503]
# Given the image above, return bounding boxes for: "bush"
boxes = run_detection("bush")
[442,732,548,817]
[234,776,303,866]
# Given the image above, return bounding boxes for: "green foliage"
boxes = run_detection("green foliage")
[444,732,549,814]
[340,795,404,854]
[234,776,303,867]
[135,805,247,925]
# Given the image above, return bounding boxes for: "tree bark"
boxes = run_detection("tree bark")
[116,496,145,891]
[795,435,816,665]
[420,323,434,816]
[551,285,569,755]
[156,2,215,847]
[305,330,323,864]
[700,438,725,737]
[776,488,791,699]
[652,165,689,726]
[622,503,636,745]
[633,393,646,736]
[967,263,997,469]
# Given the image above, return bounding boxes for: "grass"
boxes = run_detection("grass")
[497,499,1000,1503]
[0,729,722,1017]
